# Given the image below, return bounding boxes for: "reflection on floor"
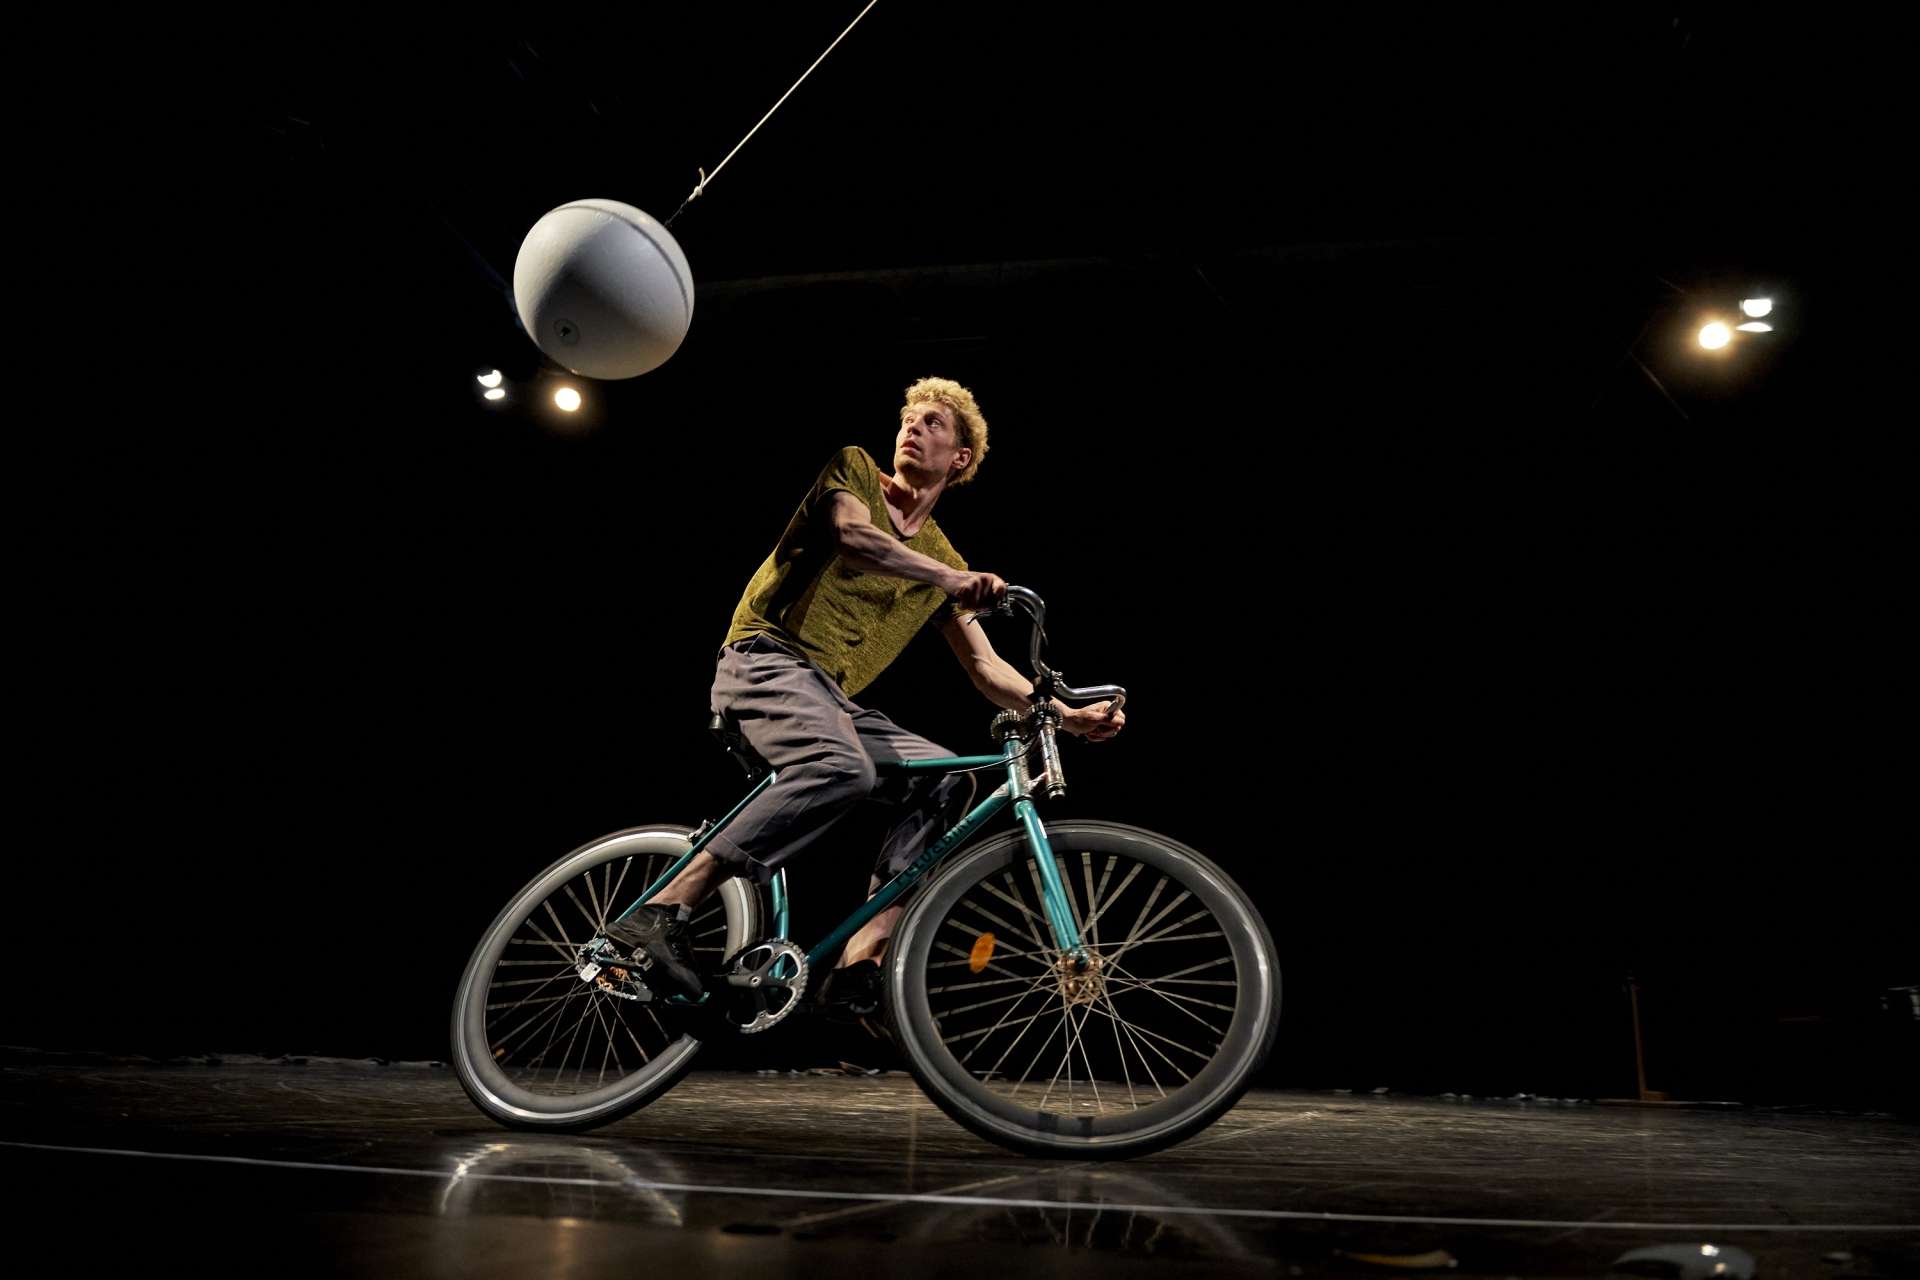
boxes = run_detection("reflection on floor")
[2,1053,1915,1277]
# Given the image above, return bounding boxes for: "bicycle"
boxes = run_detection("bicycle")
[450,586,1280,1158]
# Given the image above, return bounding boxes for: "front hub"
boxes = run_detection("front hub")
[1054,950,1106,1006]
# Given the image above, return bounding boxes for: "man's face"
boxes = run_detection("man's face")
[895,400,970,484]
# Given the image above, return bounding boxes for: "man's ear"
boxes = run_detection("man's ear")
[950,446,973,477]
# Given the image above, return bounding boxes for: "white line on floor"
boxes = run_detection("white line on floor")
[1,1140,1914,1233]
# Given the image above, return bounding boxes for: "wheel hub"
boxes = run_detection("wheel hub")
[1054,950,1106,1006]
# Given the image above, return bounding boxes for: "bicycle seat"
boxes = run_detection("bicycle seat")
[708,711,770,781]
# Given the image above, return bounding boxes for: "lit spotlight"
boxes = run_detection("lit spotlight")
[1740,298,1773,318]
[1736,321,1773,333]
[1698,322,1732,350]
[477,369,504,389]
[483,388,507,401]
[554,387,582,412]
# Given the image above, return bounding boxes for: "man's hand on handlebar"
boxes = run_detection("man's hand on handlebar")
[1063,700,1126,742]
[947,571,1008,612]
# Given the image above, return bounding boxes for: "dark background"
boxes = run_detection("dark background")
[22,9,1909,1107]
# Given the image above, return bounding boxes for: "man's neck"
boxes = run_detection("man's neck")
[882,468,945,532]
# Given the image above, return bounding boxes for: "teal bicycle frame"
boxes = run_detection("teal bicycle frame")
[613,734,1082,979]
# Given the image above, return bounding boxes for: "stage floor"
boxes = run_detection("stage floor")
[2,1052,1914,1277]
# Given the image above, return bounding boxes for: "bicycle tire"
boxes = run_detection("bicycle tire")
[450,825,762,1132]
[886,820,1279,1158]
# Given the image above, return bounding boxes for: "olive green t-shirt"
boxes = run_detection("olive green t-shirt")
[723,446,968,697]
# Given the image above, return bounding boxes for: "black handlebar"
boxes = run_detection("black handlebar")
[985,586,1128,715]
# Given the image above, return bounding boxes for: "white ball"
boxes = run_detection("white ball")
[512,199,694,380]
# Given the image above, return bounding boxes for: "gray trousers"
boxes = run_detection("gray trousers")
[704,634,978,886]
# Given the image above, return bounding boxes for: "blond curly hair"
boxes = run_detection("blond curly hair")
[902,376,989,487]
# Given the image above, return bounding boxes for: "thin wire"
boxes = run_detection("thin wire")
[664,0,882,228]
[1629,350,1692,423]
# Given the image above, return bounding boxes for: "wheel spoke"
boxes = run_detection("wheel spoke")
[1104,907,1212,967]
[490,974,577,989]
[542,899,580,953]
[586,995,625,1087]
[1106,972,1238,1014]
[1107,977,1229,1041]
[939,984,1052,1018]
[944,973,1054,1055]
[1039,1000,1103,1113]
[942,906,1050,962]
[490,1002,563,1064]
[464,842,737,1105]
[1102,931,1226,948]
[520,982,584,1073]
[929,945,1054,969]
[1103,951,1235,1038]
[1119,952,1234,985]
[1007,992,1072,1097]
[898,835,1276,1150]
[1081,852,1113,950]
[561,883,596,934]
[610,856,638,918]
[1103,983,1141,1109]
[928,972,1042,995]
[519,916,578,963]
[1085,1001,1216,1066]
[1082,996,1196,1083]
[549,988,592,1084]
[1036,1001,1080,1108]
[485,965,581,1017]
[968,877,1056,953]
[1079,860,1144,938]
[996,868,1053,929]
[1096,979,1163,1104]
[934,938,1044,988]
[575,875,605,934]
[1112,873,1169,955]
[619,1007,656,1065]
[964,983,1059,1075]
[1111,888,1193,964]
[485,988,586,1014]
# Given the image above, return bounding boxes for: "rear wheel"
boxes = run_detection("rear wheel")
[450,826,761,1132]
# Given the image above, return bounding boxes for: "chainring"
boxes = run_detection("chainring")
[719,940,810,1035]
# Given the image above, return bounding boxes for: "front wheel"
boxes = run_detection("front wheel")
[449,825,762,1132]
[887,820,1280,1159]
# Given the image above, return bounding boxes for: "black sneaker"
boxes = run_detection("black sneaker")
[603,905,703,998]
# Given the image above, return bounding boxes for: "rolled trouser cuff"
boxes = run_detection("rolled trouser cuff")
[702,830,785,885]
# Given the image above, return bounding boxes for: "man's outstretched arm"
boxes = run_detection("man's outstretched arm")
[940,613,1126,741]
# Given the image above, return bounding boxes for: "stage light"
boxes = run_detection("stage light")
[477,369,504,389]
[1740,298,1773,318]
[554,387,583,412]
[483,388,507,401]
[1698,322,1732,350]
[1736,321,1773,333]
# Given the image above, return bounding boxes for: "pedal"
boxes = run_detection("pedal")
[579,956,653,1002]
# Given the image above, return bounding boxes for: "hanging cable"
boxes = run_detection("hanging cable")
[665,0,882,228]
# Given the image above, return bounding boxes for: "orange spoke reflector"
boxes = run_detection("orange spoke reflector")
[968,932,997,973]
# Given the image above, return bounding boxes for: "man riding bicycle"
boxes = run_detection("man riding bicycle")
[605,376,1126,1002]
